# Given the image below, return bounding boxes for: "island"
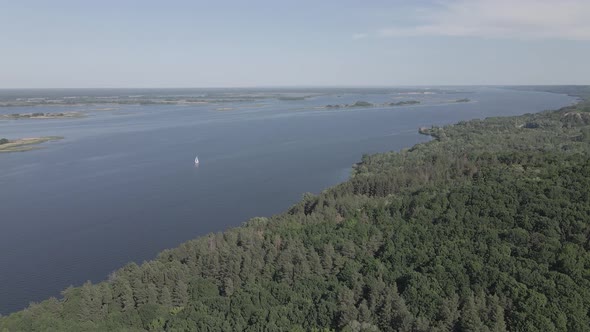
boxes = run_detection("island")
[325,100,374,108]
[388,100,420,106]
[455,98,471,103]
[350,100,373,107]
[0,136,63,153]
[324,100,420,109]
[278,96,307,101]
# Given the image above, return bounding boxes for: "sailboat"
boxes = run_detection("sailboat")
[194,155,200,166]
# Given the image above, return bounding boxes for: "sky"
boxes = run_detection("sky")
[1,0,589,88]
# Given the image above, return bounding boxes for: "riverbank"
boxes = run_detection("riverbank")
[0,136,63,153]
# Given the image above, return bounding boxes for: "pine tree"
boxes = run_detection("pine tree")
[358,299,372,324]
[131,277,148,307]
[99,283,113,315]
[146,283,158,304]
[390,286,413,332]
[222,277,235,297]
[459,295,485,332]
[337,288,358,328]
[322,244,335,274]
[488,295,507,332]
[160,286,172,307]
[172,280,189,307]
[436,293,460,330]
[113,278,135,311]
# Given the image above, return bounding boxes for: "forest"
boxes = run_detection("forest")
[1,86,590,331]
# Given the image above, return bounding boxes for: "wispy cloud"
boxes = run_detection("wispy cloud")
[378,0,590,40]
[352,33,368,40]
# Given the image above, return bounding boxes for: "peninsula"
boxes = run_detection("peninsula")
[0,136,63,153]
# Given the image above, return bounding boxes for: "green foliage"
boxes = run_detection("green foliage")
[2,87,590,331]
[0,138,8,145]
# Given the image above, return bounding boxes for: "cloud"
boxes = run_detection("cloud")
[378,0,590,40]
[352,33,368,40]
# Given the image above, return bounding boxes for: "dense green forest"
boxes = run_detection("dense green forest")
[2,86,590,331]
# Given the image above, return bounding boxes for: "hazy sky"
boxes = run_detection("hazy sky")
[1,0,589,88]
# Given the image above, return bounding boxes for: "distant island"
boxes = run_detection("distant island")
[278,96,308,101]
[455,98,471,103]
[388,100,420,106]
[325,100,420,109]
[0,136,63,153]
[325,101,372,108]
[0,112,84,120]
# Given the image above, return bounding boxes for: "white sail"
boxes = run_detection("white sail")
[194,155,199,164]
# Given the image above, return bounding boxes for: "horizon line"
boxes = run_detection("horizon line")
[0,84,587,90]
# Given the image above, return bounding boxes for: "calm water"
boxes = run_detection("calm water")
[0,87,576,314]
